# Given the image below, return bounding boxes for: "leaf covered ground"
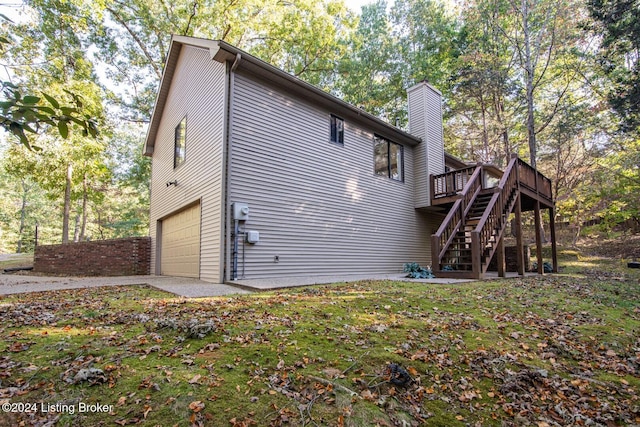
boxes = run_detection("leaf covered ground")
[1,251,639,426]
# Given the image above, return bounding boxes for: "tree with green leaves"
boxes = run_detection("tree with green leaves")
[0,12,98,149]
[336,0,459,125]
[391,0,460,95]
[67,0,356,119]
[3,1,111,243]
[592,136,640,233]
[336,1,404,121]
[497,0,583,168]
[449,0,521,165]
[587,0,640,133]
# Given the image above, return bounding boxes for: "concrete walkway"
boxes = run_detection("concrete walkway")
[229,273,474,291]
[1,270,532,298]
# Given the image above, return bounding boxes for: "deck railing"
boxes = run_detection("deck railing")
[431,166,477,201]
[516,158,552,201]
[431,158,553,203]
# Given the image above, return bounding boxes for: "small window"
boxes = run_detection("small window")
[330,114,344,145]
[374,135,404,182]
[174,116,186,168]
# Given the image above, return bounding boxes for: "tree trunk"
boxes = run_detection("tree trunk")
[522,0,537,168]
[17,180,28,253]
[481,99,490,162]
[62,162,73,243]
[80,174,87,241]
[73,214,80,242]
[495,95,510,166]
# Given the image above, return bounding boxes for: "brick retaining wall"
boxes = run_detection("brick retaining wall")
[34,237,151,276]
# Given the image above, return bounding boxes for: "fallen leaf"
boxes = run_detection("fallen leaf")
[189,400,204,413]
[322,367,342,379]
[360,390,376,401]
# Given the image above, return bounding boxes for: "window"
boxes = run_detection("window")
[174,116,186,168]
[374,135,404,181]
[330,114,344,145]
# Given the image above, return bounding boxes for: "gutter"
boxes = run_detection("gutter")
[211,40,421,147]
[143,35,422,156]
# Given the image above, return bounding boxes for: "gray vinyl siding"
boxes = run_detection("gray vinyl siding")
[149,45,226,282]
[423,211,445,262]
[408,82,445,208]
[228,72,433,279]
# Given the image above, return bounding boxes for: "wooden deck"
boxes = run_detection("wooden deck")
[429,155,557,279]
[431,158,553,211]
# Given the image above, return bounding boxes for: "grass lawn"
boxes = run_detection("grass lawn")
[0,248,639,426]
[0,253,33,271]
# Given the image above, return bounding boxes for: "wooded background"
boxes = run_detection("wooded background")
[0,0,638,252]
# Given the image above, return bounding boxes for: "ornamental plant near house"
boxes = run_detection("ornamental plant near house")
[403,262,435,278]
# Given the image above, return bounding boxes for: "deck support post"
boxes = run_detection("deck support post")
[431,234,440,274]
[534,200,544,275]
[496,234,506,278]
[514,173,525,276]
[471,231,481,279]
[549,207,558,273]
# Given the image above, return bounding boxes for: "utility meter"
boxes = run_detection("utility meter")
[233,202,249,221]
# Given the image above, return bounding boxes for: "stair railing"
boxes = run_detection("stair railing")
[431,164,483,271]
[471,155,519,275]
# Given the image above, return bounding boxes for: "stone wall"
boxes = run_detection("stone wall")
[34,237,151,276]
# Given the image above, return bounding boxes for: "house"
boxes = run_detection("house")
[144,35,557,283]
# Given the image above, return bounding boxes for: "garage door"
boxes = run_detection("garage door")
[161,203,201,278]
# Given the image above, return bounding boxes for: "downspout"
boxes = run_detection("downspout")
[223,54,241,282]
[231,53,242,72]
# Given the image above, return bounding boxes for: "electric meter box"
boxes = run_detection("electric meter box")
[246,230,259,244]
[233,203,249,221]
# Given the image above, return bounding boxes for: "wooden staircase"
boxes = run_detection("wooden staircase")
[431,156,521,279]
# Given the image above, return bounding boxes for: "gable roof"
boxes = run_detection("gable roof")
[144,36,422,156]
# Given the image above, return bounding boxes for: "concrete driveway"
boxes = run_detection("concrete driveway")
[0,273,250,297]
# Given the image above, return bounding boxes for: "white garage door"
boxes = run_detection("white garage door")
[161,203,201,278]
